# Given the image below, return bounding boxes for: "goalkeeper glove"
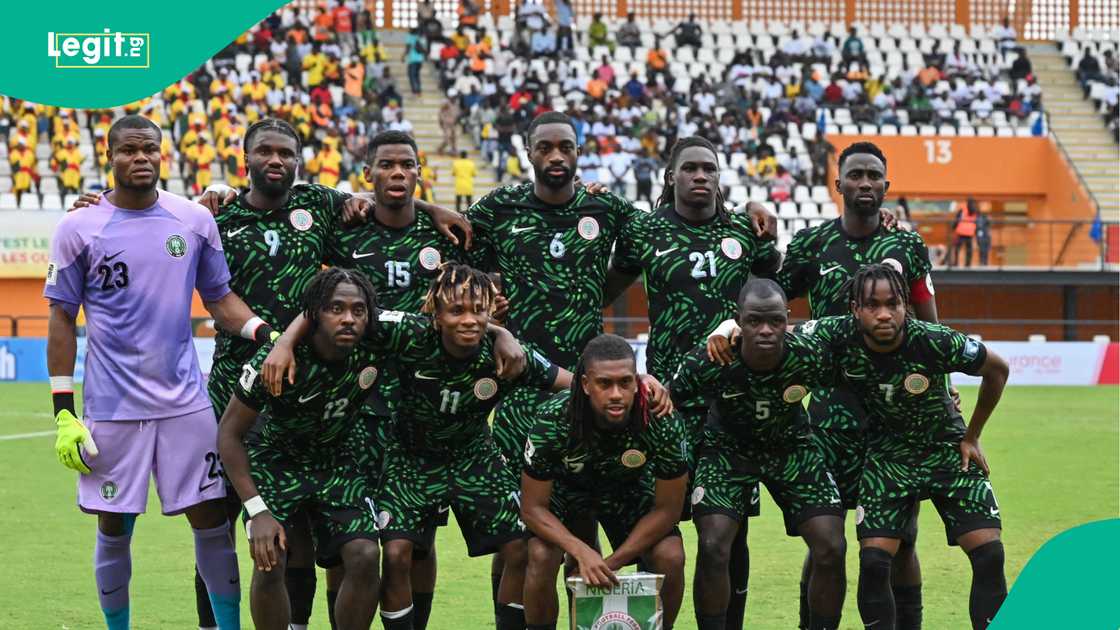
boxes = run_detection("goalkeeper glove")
[55,409,98,474]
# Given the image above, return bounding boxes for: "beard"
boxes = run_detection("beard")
[533,163,574,189]
[249,166,295,197]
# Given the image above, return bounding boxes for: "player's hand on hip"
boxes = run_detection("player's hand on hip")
[341,196,372,227]
[248,512,287,571]
[199,185,237,215]
[640,374,674,417]
[68,191,102,212]
[262,343,297,396]
[54,409,98,474]
[959,437,990,476]
[575,548,619,588]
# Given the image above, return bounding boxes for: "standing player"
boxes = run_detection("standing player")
[714,141,940,628]
[217,268,385,630]
[521,334,689,630]
[801,264,1009,629]
[45,115,271,630]
[606,136,781,629]
[672,279,846,630]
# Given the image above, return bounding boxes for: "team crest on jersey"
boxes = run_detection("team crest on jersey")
[577,216,600,240]
[904,373,930,394]
[881,257,903,274]
[691,486,705,505]
[620,449,646,468]
[419,246,441,270]
[783,385,808,403]
[474,377,498,400]
[720,237,743,260]
[359,366,378,389]
[165,234,187,258]
[100,481,118,501]
[289,208,314,231]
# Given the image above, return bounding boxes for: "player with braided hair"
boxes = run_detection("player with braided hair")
[521,334,690,630]
[794,263,1009,630]
[606,135,782,629]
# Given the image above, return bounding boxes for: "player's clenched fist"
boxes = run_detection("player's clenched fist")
[54,409,98,474]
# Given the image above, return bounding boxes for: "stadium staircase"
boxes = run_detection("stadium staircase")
[1027,42,1120,221]
[382,40,499,208]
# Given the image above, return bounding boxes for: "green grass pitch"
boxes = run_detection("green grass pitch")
[0,383,1115,629]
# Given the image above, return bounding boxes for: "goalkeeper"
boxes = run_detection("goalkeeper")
[45,116,277,630]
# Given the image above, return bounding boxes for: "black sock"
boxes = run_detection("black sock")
[799,580,810,629]
[893,584,923,630]
[492,571,502,612]
[496,603,526,630]
[696,613,727,630]
[327,589,339,630]
[286,567,317,625]
[726,526,749,630]
[808,612,842,630]
[194,566,216,628]
[967,541,1007,629]
[858,547,896,630]
[413,592,434,630]
[381,607,415,630]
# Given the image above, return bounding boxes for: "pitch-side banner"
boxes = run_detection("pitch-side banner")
[5,1,287,108]
[0,211,62,278]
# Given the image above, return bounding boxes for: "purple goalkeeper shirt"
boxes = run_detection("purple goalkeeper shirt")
[43,190,232,421]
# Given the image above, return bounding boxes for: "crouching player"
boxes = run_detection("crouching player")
[218,268,386,630]
[802,264,1010,630]
[521,334,689,630]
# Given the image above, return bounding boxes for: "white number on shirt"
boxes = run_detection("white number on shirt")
[689,250,717,279]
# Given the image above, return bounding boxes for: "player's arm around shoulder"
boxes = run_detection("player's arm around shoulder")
[669,345,721,405]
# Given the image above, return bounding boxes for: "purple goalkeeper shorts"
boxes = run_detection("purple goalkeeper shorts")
[77,407,226,515]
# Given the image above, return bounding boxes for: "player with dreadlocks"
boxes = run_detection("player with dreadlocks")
[708,142,937,630]
[793,263,1009,630]
[217,267,385,630]
[521,334,690,630]
[604,135,781,630]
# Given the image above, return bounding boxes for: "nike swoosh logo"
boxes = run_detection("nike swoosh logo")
[819,264,845,275]
[226,226,249,238]
[735,586,749,595]
[510,226,535,234]
[100,585,125,596]
[654,247,678,257]
[721,391,747,399]
[414,371,439,380]
[229,577,240,585]
[198,479,218,493]
[352,251,379,259]
[104,250,126,261]
[298,392,321,403]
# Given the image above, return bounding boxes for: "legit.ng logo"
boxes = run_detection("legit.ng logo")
[47,29,150,69]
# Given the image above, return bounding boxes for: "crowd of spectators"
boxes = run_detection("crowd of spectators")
[1069,38,1119,141]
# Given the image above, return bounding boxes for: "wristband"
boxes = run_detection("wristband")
[708,318,738,340]
[50,375,76,417]
[243,495,269,518]
[240,317,276,344]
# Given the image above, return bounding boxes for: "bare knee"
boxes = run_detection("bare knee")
[647,537,686,574]
[184,499,228,529]
[502,539,528,568]
[342,539,381,578]
[527,538,563,575]
[383,541,415,575]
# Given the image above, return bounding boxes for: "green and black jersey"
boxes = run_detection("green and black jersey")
[523,391,690,490]
[777,218,932,431]
[213,184,348,367]
[235,337,384,468]
[327,210,463,313]
[670,332,836,448]
[800,316,987,448]
[612,205,780,391]
[776,218,932,319]
[378,309,559,449]
[466,183,641,369]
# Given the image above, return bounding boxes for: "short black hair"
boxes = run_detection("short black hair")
[301,267,379,334]
[838,141,887,172]
[737,277,788,309]
[366,129,419,164]
[567,334,640,448]
[107,115,161,151]
[244,118,302,155]
[527,111,577,144]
